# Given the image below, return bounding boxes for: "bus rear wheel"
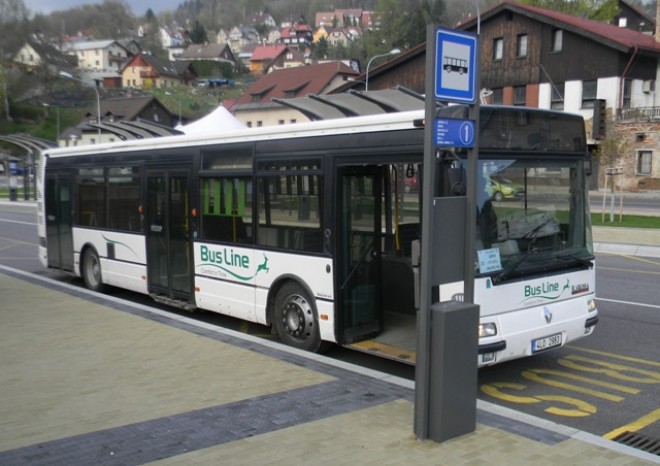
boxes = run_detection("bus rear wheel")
[82,248,106,293]
[273,282,322,352]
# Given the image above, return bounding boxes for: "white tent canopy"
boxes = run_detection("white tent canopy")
[176,105,246,135]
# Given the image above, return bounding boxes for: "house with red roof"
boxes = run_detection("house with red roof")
[249,45,290,74]
[280,23,313,47]
[231,61,359,127]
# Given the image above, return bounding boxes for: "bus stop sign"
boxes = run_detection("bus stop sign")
[435,28,478,103]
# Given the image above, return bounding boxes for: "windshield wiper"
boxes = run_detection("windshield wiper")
[555,252,594,268]
[493,251,533,283]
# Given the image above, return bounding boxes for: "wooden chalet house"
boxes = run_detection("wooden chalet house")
[458,1,660,189]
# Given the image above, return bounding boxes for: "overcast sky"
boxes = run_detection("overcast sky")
[25,0,181,16]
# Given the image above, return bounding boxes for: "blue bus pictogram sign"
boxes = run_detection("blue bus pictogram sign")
[435,28,478,103]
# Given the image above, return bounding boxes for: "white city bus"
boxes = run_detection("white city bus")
[37,106,598,366]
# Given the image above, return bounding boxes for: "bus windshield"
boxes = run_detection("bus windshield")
[475,157,593,279]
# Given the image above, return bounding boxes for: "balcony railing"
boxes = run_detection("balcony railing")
[618,106,660,121]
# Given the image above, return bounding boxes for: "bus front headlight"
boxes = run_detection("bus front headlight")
[479,322,497,338]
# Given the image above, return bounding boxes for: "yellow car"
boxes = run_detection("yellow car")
[486,175,525,202]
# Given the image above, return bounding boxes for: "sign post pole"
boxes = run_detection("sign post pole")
[414,25,480,442]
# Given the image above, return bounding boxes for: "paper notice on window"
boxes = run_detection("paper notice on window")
[478,248,502,273]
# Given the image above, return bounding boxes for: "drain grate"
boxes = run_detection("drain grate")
[612,431,660,456]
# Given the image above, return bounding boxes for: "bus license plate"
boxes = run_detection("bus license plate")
[532,333,562,353]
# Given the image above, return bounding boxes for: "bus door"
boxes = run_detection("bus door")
[45,171,74,271]
[146,170,193,301]
[337,166,383,343]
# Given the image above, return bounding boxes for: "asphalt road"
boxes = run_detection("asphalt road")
[1,202,658,447]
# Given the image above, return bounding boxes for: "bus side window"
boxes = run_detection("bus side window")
[201,177,252,244]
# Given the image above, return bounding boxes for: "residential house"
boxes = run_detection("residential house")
[121,53,197,89]
[332,43,425,93]
[58,95,179,147]
[120,39,142,56]
[12,37,78,75]
[313,26,330,44]
[160,26,188,60]
[614,0,655,34]
[315,9,364,28]
[231,61,359,127]
[216,29,228,44]
[249,45,290,74]
[327,29,353,48]
[334,9,364,28]
[227,26,260,55]
[65,40,130,72]
[179,43,237,72]
[247,11,278,30]
[458,1,660,190]
[279,23,313,47]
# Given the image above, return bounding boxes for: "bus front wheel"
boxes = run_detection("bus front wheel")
[82,248,106,293]
[273,282,322,352]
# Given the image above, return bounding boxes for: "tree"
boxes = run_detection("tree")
[1,0,30,122]
[519,0,620,21]
[189,20,208,44]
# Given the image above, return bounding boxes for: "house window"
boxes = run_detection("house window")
[493,38,503,60]
[517,34,528,58]
[257,121,263,127]
[636,150,653,175]
[551,83,564,110]
[552,29,563,52]
[514,86,526,105]
[290,119,297,124]
[278,119,285,125]
[492,88,503,104]
[582,80,597,108]
[622,79,632,109]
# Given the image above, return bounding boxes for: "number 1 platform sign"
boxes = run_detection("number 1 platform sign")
[435,28,478,104]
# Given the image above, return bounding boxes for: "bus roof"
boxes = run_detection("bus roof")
[43,110,425,159]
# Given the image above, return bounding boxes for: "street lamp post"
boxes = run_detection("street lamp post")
[365,48,401,91]
[59,71,102,143]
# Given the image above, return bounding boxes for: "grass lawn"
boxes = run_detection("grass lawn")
[592,213,660,229]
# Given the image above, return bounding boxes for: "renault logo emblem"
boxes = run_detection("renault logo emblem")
[543,307,553,324]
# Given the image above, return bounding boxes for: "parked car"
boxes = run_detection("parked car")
[486,175,525,201]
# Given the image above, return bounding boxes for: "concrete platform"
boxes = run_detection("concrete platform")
[0,265,657,465]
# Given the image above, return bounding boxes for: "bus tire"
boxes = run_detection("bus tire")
[273,282,322,352]
[81,248,107,293]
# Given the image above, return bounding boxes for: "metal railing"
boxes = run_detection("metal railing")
[618,106,660,121]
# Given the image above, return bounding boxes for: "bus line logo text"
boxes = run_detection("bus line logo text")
[522,279,570,303]
[197,245,269,281]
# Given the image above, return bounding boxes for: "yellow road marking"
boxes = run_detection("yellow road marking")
[522,370,625,402]
[536,395,597,417]
[525,368,640,394]
[603,408,660,440]
[569,346,660,368]
[481,382,539,404]
[481,383,598,417]
[559,355,660,384]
